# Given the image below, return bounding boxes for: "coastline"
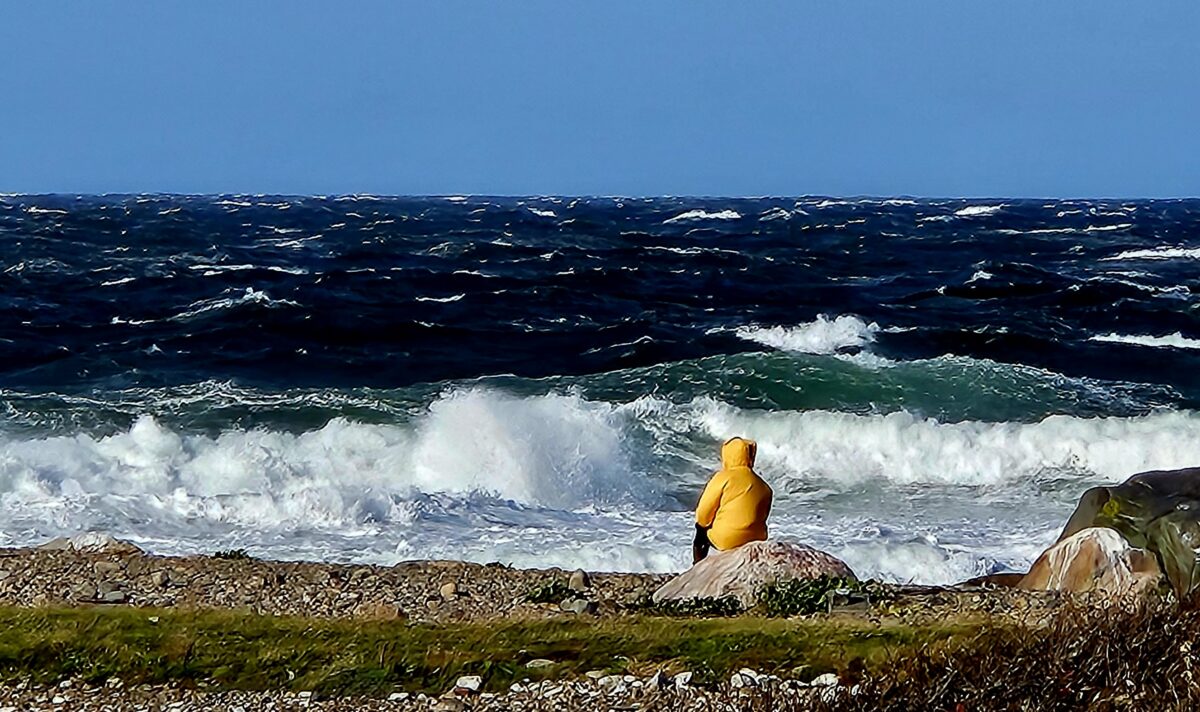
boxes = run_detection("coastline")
[0,541,1067,711]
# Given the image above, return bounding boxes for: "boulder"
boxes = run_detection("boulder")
[1056,467,1200,597]
[38,533,143,555]
[653,540,855,607]
[1019,527,1162,597]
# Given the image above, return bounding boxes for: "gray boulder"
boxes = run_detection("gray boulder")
[1056,467,1200,597]
[653,540,855,607]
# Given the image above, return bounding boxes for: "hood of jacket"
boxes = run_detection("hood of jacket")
[720,437,757,469]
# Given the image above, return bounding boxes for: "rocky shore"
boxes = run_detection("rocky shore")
[0,541,669,625]
[0,671,849,712]
[0,535,1077,711]
[0,537,1056,627]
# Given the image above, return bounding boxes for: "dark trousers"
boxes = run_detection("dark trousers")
[692,523,712,564]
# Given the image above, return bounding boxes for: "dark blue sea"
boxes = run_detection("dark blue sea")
[2,194,1198,580]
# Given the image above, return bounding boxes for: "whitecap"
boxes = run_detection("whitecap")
[1102,246,1200,261]
[735,315,879,355]
[954,204,1005,217]
[1089,332,1200,351]
[663,209,741,224]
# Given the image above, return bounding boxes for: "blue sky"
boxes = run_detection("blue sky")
[3,2,1198,197]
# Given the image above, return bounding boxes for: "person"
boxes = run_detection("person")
[692,437,773,563]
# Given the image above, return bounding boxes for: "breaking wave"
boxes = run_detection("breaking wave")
[735,315,879,355]
[2,386,1198,575]
[1089,332,1200,351]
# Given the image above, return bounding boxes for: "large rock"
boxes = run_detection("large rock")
[1056,467,1200,597]
[38,533,143,555]
[1018,527,1162,597]
[653,540,855,607]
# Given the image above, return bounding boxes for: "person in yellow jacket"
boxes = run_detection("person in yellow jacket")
[693,437,773,563]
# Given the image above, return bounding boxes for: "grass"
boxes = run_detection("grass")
[0,606,973,695]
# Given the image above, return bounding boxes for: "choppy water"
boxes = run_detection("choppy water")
[2,194,1198,582]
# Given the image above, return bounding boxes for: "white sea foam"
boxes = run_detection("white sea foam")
[2,387,1198,577]
[1102,246,1200,261]
[966,270,993,284]
[758,207,794,221]
[189,264,309,276]
[663,209,742,223]
[954,204,1005,217]
[171,288,299,321]
[735,315,879,355]
[415,294,466,303]
[694,402,1200,486]
[527,207,556,218]
[1089,332,1200,351]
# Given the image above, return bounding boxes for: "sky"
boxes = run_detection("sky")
[2,2,1199,198]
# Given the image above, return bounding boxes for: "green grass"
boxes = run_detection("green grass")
[0,606,975,695]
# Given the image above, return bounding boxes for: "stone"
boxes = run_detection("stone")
[94,561,124,578]
[101,590,127,603]
[352,601,407,620]
[525,659,554,669]
[1055,467,1200,597]
[149,571,170,588]
[810,673,839,687]
[559,598,596,615]
[597,675,624,695]
[71,583,97,601]
[568,569,589,592]
[454,675,482,692]
[959,572,1025,588]
[39,533,143,555]
[672,671,693,689]
[439,582,459,601]
[653,540,856,607]
[730,669,759,688]
[645,670,668,690]
[1019,527,1162,598]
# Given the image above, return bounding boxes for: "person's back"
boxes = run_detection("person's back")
[694,437,773,559]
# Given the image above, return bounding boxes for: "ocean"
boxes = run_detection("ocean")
[1,194,1197,584]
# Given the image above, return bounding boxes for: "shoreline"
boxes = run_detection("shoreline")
[0,538,1191,710]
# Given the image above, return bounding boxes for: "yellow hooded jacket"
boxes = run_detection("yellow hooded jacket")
[695,438,773,551]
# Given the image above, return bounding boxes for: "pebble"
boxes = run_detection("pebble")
[439,582,459,601]
[559,598,596,615]
[453,675,481,692]
[568,569,589,592]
